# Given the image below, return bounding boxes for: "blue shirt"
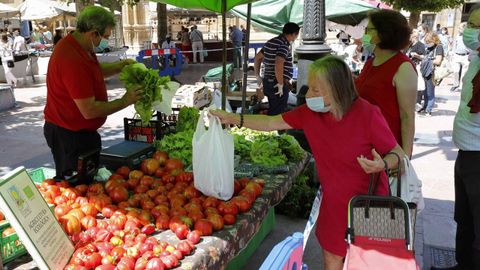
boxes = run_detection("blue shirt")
[230,28,243,46]
[262,35,293,80]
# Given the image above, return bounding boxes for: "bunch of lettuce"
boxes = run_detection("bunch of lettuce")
[277,134,305,162]
[176,107,200,133]
[250,138,287,167]
[119,63,180,124]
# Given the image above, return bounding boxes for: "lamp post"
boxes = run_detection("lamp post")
[295,0,331,93]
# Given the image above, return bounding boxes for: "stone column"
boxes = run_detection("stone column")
[122,0,152,52]
[295,0,331,93]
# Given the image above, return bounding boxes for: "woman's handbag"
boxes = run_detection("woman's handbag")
[420,47,437,78]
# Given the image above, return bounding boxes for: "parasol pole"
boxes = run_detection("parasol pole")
[240,3,252,115]
[221,0,227,110]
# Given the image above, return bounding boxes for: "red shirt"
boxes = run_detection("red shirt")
[355,52,414,146]
[44,34,107,131]
[282,99,397,257]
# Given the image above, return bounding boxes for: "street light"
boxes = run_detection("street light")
[295,0,331,93]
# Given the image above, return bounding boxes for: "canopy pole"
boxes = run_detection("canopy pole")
[221,0,227,110]
[240,4,252,114]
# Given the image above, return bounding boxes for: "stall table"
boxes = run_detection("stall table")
[5,154,310,270]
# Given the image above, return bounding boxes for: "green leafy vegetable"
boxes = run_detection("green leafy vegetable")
[119,63,179,125]
[250,138,287,167]
[176,107,200,133]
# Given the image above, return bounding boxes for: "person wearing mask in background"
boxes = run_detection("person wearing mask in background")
[181,27,191,63]
[12,30,26,53]
[230,25,243,69]
[212,56,405,270]
[189,25,204,64]
[42,26,53,45]
[254,22,300,115]
[53,30,62,46]
[407,29,426,107]
[439,27,452,55]
[416,32,444,117]
[336,30,351,45]
[433,6,480,270]
[451,23,470,92]
[355,9,417,157]
[43,6,142,181]
[161,33,176,67]
[418,23,430,43]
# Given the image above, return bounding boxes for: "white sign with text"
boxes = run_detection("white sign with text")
[0,167,74,269]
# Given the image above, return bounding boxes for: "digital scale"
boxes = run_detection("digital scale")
[100,141,155,171]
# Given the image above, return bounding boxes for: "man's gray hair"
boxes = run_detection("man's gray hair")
[76,6,115,35]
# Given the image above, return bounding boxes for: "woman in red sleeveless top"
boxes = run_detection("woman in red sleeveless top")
[355,10,417,157]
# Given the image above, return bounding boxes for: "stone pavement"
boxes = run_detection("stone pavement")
[0,61,462,269]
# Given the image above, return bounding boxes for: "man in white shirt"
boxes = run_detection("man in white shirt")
[12,31,26,52]
[451,23,470,92]
[161,34,176,67]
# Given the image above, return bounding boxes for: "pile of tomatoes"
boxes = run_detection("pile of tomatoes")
[35,150,264,270]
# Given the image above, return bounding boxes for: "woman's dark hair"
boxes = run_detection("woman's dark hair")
[369,10,411,51]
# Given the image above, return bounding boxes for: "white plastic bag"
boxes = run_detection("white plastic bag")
[192,110,234,200]
[389,156,425,212]
[212,89,233,112]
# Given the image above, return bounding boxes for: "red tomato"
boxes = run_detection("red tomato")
[80,203,98,217]
[87,183,105,195]
[140,175,155,187]
[174,224,188,240]
[194,219,213,236]
[129,170,144,180]
[155,215,170,230]
[223,214,236,225]
[126,178,140,190]
[202,197,219,209]
[116,166,131,179]
[104,178,125,194]
[134,185,149,194]
[186,230,201,245]
[68,208,86,221]
[109,186,129,204]
[152,150,168,165]
[146,258,165,270]
[60,214,81,235]
[80,215,97,230]
[141,159,160,176]
[207,214,224,231]
[218,201,238,216]
[231,196,252,213]
[54,204,72,220]
[110,213,128,229]
[164,159,184,174]
[101,205,118,218]
[245,182,263,197]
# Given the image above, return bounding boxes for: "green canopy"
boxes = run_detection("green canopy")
[231,0,378,34]
[151,0,258,13]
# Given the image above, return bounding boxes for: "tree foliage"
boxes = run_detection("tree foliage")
[382,0,464,12]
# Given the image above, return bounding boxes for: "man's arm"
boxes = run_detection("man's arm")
[275,56,285,84]
[73,87,142,119]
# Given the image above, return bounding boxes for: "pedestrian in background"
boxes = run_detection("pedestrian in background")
[230,25,243,69]
[407,29,426,106]
[355,9,417,157]
[417,32,444,116]
[451,22,470,92]
[180,26,191,63]
[439,27,452,55]
[189,25,204,64]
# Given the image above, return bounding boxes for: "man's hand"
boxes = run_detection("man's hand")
[274,83,284,97]
[122,85,143,106]
[256,88,264,101]
[122,59,137,68]
[256,75,263,87]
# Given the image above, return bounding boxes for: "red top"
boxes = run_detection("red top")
[282,99,397,257]
[44,34,107,131]
[355,52,414,146]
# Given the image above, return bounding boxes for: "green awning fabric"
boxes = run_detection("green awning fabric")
[150,0,258,13]
[231,0,378,34]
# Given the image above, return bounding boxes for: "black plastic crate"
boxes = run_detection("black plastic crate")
[124,109,181,143]
[100,141,155,171]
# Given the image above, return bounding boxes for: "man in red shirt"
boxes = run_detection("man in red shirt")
[44,6,142,180]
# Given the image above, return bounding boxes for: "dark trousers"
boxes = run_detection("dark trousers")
[454,150,480,269]
[44,122,101,180]
[263,77,289,115]
[421,75,435,113]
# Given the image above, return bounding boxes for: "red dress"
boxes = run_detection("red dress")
[282,99,397,257]
[355,52,414,146]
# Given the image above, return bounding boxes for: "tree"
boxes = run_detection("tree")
[157,3,168,46]
[381,0,465,28]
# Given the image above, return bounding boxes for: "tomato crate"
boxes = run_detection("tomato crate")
[124,110,180,143]
[0,220,27,264]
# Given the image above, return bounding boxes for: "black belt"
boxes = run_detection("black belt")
[456,53,468,56]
